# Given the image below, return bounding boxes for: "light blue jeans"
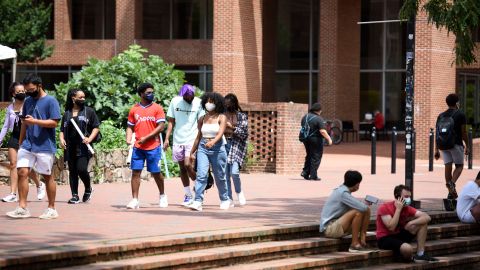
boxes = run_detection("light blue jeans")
[194,139,229,203]
[225,140,242,200]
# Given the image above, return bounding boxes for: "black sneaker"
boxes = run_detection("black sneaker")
[300,172,309,180]
[309,177,321,181]
[82,188,94,203]
[413,253,438,262]
[68,195,80,204]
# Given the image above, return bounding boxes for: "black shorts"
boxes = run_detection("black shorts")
[6,137,19,150]
[378,229,416,255]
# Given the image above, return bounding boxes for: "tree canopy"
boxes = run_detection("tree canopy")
[400,0,480,65]
[0,0,54,63]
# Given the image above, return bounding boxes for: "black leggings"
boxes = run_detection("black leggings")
[68,153,91,196]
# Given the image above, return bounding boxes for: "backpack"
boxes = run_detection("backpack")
[299,114,317,142]
[436,110,458,150]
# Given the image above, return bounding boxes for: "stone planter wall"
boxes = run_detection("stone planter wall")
[0,148,155,185]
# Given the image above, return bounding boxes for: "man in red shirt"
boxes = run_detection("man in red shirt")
[125,83,166,209]
[374,110,385,130]
[376,185,437,262]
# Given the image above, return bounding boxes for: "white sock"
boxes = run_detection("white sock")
[417,250,424,256]
[184,186,192,196]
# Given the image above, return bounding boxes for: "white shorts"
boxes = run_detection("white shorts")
[17,148,55,175]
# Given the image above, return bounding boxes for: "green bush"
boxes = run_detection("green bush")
[54,45,185,126]
[0,108,11,146]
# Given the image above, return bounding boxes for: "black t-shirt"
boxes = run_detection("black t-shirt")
[300,112,326,138]
[437,108,466,146]
[60,106,101,144]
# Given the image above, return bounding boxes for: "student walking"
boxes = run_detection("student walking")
[6,74,61,219]
[125,83,167,209]
[60,89,100,204]
[188,92,230,211]
[0,82,45,203]
[164,84,204,206]
[224,93,248,206]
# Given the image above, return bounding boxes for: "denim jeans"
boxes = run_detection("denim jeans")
[225,140,242,200]
[194,139,229,203]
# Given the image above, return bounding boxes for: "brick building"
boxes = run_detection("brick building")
[0,0,479,173]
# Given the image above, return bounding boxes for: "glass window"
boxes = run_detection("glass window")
[385,72,405,124]
[361,23,384,69]
[143,0,171,39]
[71,0,116,39]
[276,0,310,70]
[175,65,212,91]
[142,0,212,39]
[386,23,406,69]
[385,0,404,20]
[360,72,382,119]
[361,0,384,22]
[275,73,311,103]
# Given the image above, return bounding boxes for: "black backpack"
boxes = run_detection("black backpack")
[436,110,458,150]
[299,114,317,142]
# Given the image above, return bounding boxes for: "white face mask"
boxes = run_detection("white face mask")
[205,102,216,112]
[403,197,412,206]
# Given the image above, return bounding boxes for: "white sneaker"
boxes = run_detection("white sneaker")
[237,191,247,206]
[182,195,194,207]
[39,208,59,219]
[220,200,231,210]
[2,193,18,202]
[37,182,46,200]
[188,201,203,211]
[159,194,168,208]
[126,198,140,209]
[6,206,31,218]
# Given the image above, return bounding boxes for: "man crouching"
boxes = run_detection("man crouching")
[320,170,372,252]
[376,185,438,262]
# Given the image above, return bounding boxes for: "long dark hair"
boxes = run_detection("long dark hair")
[8,82,23,97]
[224,93,242,112]
[65,88,84,111]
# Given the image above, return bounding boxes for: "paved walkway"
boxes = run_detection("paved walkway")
[0,144,478,255]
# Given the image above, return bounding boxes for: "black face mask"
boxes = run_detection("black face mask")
[74,99,85,106]
[26,88,39,98]
[15,93,26,100]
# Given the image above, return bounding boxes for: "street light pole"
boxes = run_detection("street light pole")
[405,17,419,208]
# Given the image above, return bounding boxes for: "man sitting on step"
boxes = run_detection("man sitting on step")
[376,185,438,262]
[320,170,372,253]
[457,171,480,224]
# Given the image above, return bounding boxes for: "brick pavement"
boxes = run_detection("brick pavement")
[0,146,478,255]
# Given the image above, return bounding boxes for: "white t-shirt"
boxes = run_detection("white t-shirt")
[457,180,480,223]
[167,96,204,145]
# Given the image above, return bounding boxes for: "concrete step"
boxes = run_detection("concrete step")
[59,230,480,270]
[0,212,468,270]
[211,236,480,270]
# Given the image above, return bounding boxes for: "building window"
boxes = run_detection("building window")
[360,0,406,128]
[275,0,319,105]
[71,0,116,39]
[142,0,213,39]
[175,65,212,91]
[457,74,480,137]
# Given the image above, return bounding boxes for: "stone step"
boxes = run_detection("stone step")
[0,212,466,270]
[211,236,480,270]
[59,230,480,270]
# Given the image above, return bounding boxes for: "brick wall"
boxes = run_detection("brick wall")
[242,102,308,175]
[213,0,263,103]
[414,10,456,160]
[319,0,361,133]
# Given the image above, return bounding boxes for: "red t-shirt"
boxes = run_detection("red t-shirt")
[374,113,385,129]
[127,103,165,150]
[375,201,417,239]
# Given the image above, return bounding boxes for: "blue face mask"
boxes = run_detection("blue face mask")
[145,93,154,102]
[404,197,412,206]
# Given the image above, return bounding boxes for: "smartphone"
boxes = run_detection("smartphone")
[365,195,379,204]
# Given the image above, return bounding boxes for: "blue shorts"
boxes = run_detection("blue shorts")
[131,146,161,173]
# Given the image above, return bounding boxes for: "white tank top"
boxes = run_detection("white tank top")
[201,123,220,138]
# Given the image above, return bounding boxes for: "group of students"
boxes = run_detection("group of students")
[125,83,248,212]
[2,74,248,219]
[320,169,480,263]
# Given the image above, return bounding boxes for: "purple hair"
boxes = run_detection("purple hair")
[179,84,195,96]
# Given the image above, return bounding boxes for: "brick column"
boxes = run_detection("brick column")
[275,103,309,175]
[54,0,71,40]
[318,0,361,128]
[116,0,136,53]
[213,0,263,103]
[414,11,456,159]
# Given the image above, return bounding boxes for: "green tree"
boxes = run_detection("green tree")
[54,45,186,126]
[400,0,480,65]
[0,0,54,62]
